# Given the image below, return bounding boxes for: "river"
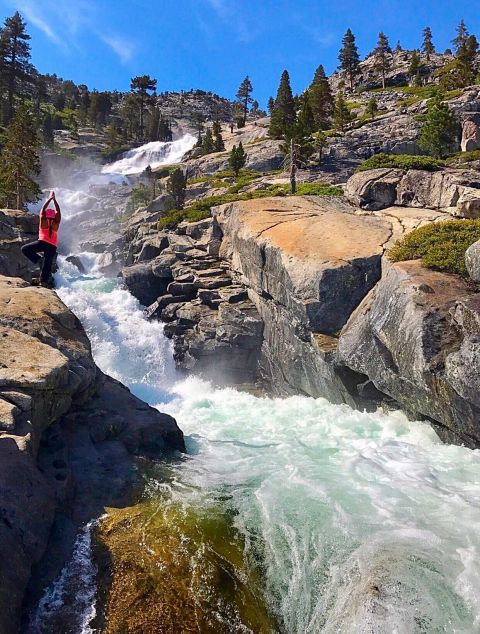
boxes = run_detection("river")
[29,140,480,633]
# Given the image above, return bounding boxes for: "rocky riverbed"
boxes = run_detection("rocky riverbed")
[0,210,184,634]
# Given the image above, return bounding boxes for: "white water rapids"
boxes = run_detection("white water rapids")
[30,143,480,633]
[32,257,480,634]
[101,134,197,175]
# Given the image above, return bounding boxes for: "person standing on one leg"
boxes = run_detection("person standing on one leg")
[21,191,61,287]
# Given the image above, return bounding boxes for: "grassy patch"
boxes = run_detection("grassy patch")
[158,179,342,229]
[158,186,287,229]
[446,150,480,165]
[355,153,445,173]
[293,182,343,196]
[388,219,480,276]
[347,101,364,111]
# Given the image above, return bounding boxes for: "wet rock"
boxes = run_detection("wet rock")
[338,261,480,446]
[65,255,86,273]
[121,261,170,306]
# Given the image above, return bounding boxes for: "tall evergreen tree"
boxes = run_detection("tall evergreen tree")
[0,11,34,124]
[202,127,215,153]
[422,27,435,60]
[130,75,157,140]
[297,92,315,135]
[308,65,334,130]
[236,76,253,127]
[42,111,54,148]
[228,142,247,176]
[338,28,360,90]
[269,70,296,139]
[0,104,40,209]
[267,96,275,114]
[212,120,225,151]
[452,20,469,52]
[418,92,460,158]
[409,50,422,84]
[455,35,479,87]
[373,32,392,89]
[333,92,352,131]
[167,168,187,209]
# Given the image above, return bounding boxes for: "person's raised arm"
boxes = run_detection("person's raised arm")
[51,192,61,222]
[40,192,53,217]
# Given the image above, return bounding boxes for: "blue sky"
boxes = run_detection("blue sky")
[0,0,478,106]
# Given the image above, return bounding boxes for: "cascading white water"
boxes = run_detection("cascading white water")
[40,257,480,633]
[101,134,197,176]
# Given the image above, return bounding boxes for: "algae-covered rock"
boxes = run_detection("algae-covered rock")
[94,500,279,633]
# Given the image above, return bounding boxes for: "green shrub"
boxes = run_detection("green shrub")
[388,219,480,276]
[355,153,445,173]
[446,150,480,165]
[293,182,343,196]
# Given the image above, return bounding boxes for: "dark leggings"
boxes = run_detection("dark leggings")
[21,240,57,282]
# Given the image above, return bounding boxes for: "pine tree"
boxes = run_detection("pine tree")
[267,96,275,114]
[409,50,422,84]
[418,93,460,158]
[452,20,469,52]
[228,142,247,176]
[212,120,225,151]
[333,92,352,131]
[0,104,41,209]
[130,75,157,140]
[422,27,435,60]
[455,35,479,87]
[0,11,34,124]
[148,106,161,141]
[338,28,360,90]
[367,97,379,121]
[167,168,187,209]
[269,70,296,139]
[236,76,253,127]
[395,41,403,53]
[202,127,215,153]
[313,131,327,164]
[373,32,392,89]
[308,65,334,130]
[42,110,54,148]
[297,92,315,135]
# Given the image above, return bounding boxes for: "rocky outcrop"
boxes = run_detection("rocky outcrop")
[461,119,480,152]
[465,240,480,282]
[0,209,38,280]
[338,260,480,446]
[345,169,404,210]
[346,168,480,218]
[0,210,185,633]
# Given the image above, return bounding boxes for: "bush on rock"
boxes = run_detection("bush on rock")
[389,219,480,276]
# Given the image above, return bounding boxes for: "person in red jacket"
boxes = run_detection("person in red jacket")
[22,191,61,287]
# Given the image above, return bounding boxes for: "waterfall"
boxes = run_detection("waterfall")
[28,254,480,633]
[101,134,197,176]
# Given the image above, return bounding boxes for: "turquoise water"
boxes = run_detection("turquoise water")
[51,262,480,633]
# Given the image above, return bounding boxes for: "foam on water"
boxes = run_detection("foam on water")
[101,134,196,175]
[44,257,480,633]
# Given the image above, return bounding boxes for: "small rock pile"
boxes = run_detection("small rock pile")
[122,217,263,385]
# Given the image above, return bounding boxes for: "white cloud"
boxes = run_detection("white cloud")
[204,0,261,43]
[102,35,135,65]
[9,0,136,64]
[13,0,62,45]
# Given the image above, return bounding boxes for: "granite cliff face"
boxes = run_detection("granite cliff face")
[0,211,184,634]
[121,188,480,448]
